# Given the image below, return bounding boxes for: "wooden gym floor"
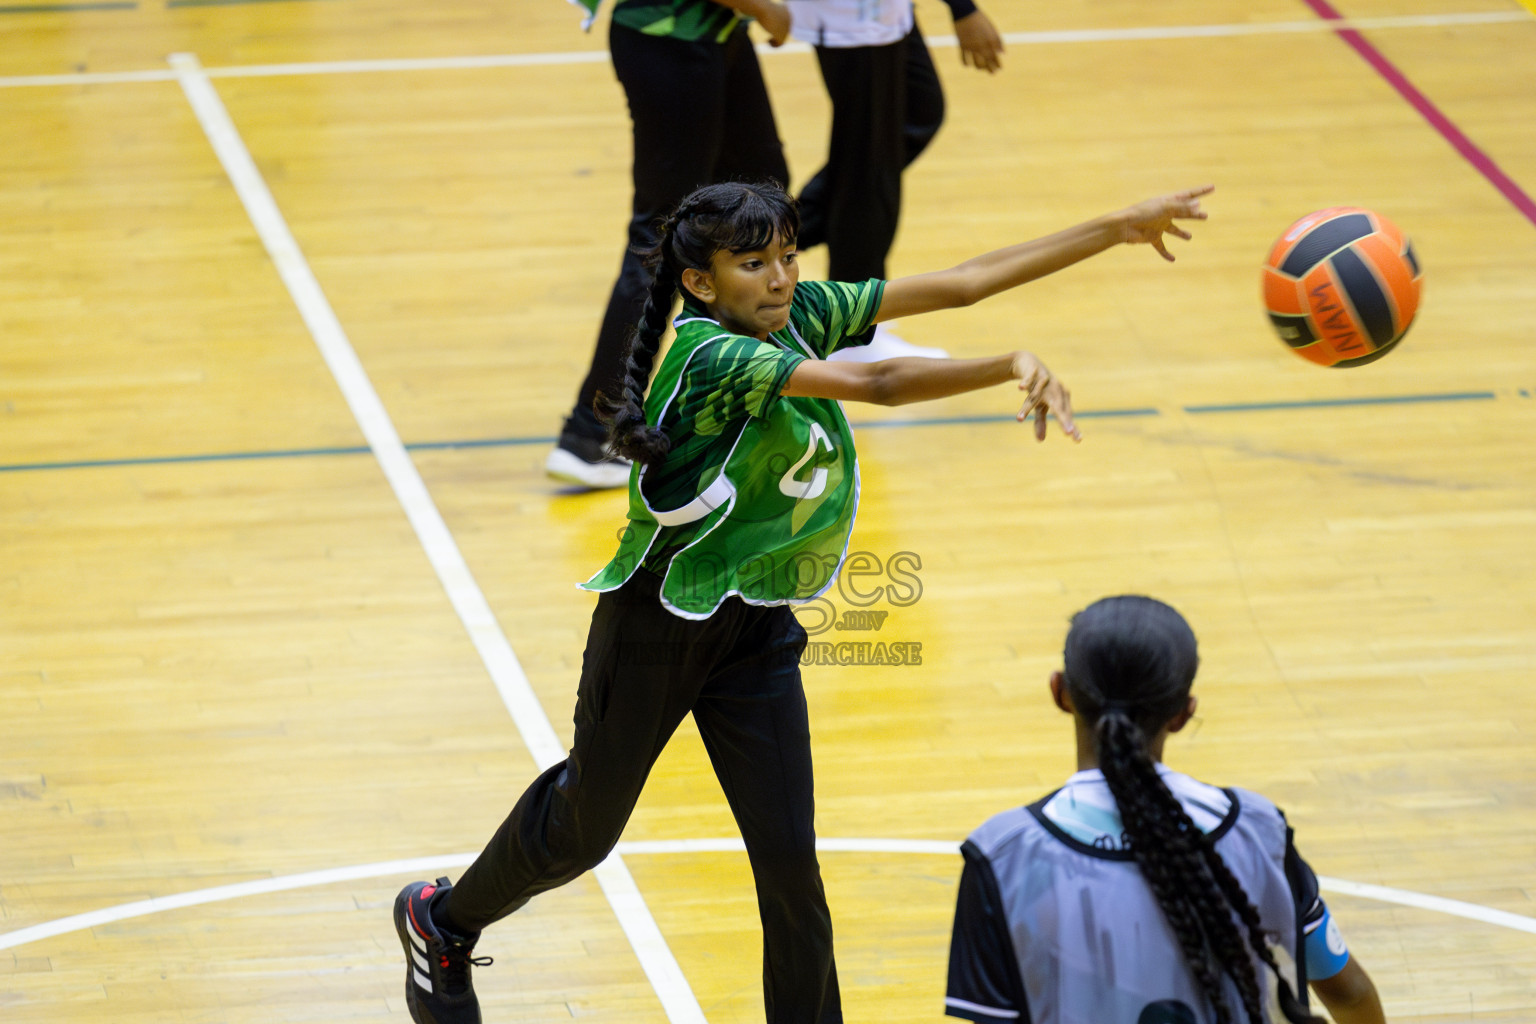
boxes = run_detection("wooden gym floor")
[2,1,1534,1021]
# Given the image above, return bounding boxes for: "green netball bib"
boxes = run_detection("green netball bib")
[582,279,884,618]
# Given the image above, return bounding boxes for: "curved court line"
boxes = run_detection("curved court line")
[3,837,1533,954]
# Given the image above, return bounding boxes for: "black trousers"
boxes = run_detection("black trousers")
[446,572,839,1024]
[567,23,789,428]
[798,23,946,282]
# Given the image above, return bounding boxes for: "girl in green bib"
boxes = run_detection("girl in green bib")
[394,179,1212,1024]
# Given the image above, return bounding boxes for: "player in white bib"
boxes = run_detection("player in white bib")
[946,595,1387,1024]
[394,181,1211,1024]
[786,0,1006,361]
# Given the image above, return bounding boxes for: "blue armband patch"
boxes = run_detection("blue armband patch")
[1304,906,1351,981]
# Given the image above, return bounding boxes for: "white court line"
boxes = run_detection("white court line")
[166,51,705,1024]
[0,11,1525,88]
[1316,876,1536,936]
[0,68,178,87]
[3,838,1533,953]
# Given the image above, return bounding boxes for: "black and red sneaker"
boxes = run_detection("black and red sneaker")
[393,877,491,1024]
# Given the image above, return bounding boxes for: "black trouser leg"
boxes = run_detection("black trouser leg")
[443,580,841,1023]
[445,575,727,930]
[812,38,906,282]
[799,23,945,280]
[902,24,945,169]
[715,25,792,187]
[694,609,840,1024]
[569,25,787,426]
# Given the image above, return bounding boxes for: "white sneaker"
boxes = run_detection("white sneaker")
[545,445,632,490]
[828,324,948,363]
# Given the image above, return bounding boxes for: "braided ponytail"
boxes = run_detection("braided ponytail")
[1097,710,1252,1022]
[1065,597,1325,1024]
[1207,852,1325,1024]
[596,180,800,468]
[600,225,679,467]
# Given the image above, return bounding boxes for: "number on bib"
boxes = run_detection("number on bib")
[779,422,834,502]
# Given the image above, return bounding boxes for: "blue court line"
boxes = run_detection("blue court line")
[852,407,1159,430]
[166,0,335,6]
[0,437,562,474]
[0,391,1507,475]
[0,2,135,11]
[405,435,555,452]
[0,413,1160,474]
[1183,390,1496,414]
[1,444,374,473]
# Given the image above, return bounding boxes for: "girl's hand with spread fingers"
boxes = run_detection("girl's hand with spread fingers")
[1012,352,1079,442]
[1120,185,1216,261]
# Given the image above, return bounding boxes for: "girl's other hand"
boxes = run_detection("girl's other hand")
[1012,352,1080,442]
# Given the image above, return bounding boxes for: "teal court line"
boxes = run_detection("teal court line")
[853,407,1159,430]
[2,444,379,474]
[0,2,135,11]
[167,0,338,7]
[0,0,337,8]
[1184,390,1496,413]
[0,390,1508,475]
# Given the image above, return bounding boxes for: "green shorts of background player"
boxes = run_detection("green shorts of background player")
[392,178,1212,1024]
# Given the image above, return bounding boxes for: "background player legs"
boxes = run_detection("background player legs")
[550,24,788,488]
[713,24,797,192]
[798,22,949,360]
[803,36,906,283]
[796,22,944,280]
[691,608,842,1024]
[898,25,946,203]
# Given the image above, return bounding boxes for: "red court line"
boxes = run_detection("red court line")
[1301,0,1536,229]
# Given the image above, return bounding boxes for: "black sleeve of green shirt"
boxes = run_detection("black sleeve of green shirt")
[937,0,980,22]
[946,840,1030,1022]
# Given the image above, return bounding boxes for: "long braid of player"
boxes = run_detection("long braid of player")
[1181,832,1270,1022]
[1097,709,1245,1022]
[600,209,684,467]
[1098,702,1327,1024]
[1204,845,1326,1024]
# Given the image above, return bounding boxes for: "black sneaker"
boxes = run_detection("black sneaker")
[394,878,491,1024]
[545,412,631,490]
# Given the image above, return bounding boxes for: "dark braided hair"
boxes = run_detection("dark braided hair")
[1062,596,1324,1024]
[597,180,800,467]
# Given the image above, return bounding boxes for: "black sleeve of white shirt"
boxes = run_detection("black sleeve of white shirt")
[1283,824,1325,930]
[946,840,1030,1022]
[1281,819,1328,992]
[937,0,980,23]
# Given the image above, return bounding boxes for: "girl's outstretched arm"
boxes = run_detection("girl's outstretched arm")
[782,351,1079,442]
[874,185,1214,323]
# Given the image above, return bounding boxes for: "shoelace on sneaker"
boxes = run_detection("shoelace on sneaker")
[438,944,494,997]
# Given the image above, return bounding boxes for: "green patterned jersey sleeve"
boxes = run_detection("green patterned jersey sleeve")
[672,335,805,437]
[787,279,887,358]
[609,0,741,42]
